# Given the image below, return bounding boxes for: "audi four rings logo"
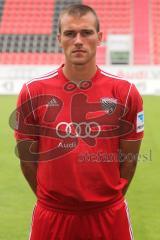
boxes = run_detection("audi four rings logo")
[56,122,100,138]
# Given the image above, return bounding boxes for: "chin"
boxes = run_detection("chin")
[72,62,86,66]
[71,58,90,66]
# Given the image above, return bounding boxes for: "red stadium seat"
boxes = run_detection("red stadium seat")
[0,0,54,34]
[0,0,157,65]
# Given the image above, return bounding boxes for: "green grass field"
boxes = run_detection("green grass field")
[0,95,159,240]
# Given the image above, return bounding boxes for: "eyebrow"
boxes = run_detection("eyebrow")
[63,29,95,33]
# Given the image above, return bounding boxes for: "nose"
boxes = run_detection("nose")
[74,33,83,46]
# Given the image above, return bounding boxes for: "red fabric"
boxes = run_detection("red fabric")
[29,200,133,240]
[15,65,143,211]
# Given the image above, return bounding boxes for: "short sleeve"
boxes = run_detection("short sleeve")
[14,83,38,141]
[120,83,144,140]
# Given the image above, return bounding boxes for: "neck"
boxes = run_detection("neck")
[63,61,97,83]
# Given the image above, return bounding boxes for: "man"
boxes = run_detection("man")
[15,4,144,240]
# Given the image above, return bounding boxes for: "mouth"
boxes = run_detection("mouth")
[72,50,86,53]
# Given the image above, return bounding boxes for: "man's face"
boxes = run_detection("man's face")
[58,12,102,65]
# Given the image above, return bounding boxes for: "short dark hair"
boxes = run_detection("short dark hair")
[58,4,100,33]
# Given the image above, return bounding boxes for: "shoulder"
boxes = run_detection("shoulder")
[18,67,60,101]
[99,68,142,105]
[99,68,132,97]
[20,67,60,97]
[100,67,130,83]
[26,68,59,87]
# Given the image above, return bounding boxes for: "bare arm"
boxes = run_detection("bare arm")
[119,139,142,195]
[17,140,38,196]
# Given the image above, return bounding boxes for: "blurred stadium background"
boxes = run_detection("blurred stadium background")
[0,0,159,239]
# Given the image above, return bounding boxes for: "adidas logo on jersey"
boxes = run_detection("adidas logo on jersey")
[48,97,59,107]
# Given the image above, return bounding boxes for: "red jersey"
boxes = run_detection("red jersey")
[15,65,144,211]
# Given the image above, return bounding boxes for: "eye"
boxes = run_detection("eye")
[64,31,75,37]
[81,30,94,36]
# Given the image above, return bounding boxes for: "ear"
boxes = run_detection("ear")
[57,33,62,48]
[97,32,103,46]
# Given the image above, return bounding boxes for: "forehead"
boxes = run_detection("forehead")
[60,12,97,32]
